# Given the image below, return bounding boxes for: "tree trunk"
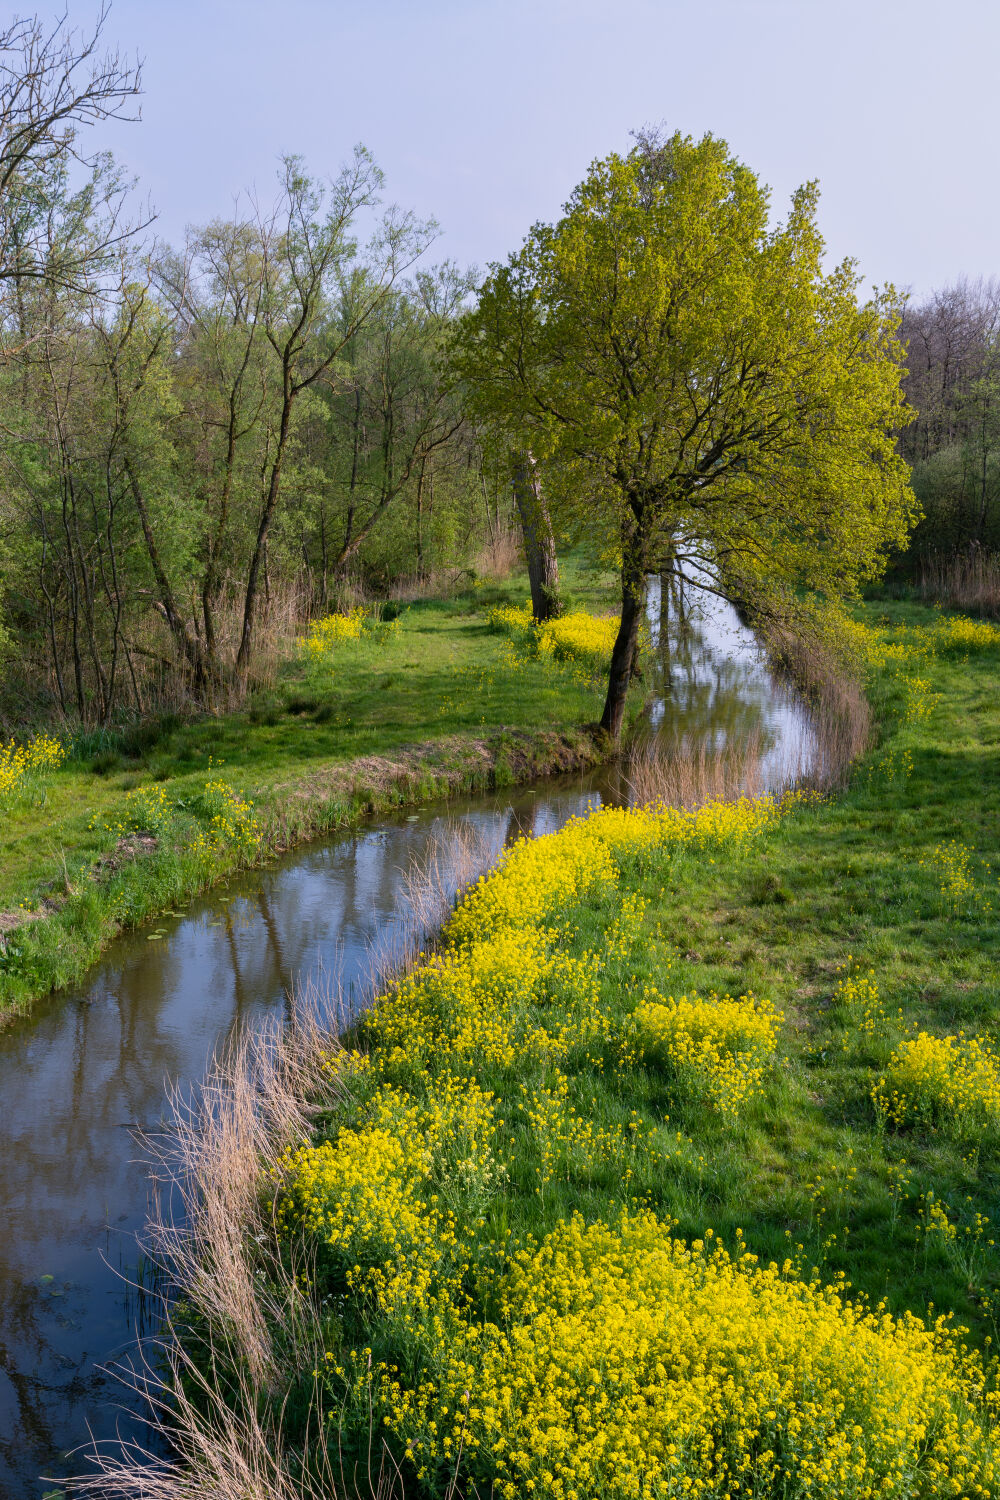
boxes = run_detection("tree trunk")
[512,452,560,622]
[600,545,646,741]
[237,366,294,674]
[415,455,426,578]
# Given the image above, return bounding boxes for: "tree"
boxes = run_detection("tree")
[142,150,435,683]
[454,131,917,738]
[511,451,560,621]
[0,6,144,299]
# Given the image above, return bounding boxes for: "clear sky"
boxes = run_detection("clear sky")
[64,0,1000,298]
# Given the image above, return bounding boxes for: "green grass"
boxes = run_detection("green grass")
[0,567,623,1014]
[632,600,1000,1332]
[578,600,1000,1337]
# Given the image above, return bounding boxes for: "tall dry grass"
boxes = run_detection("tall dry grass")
[919,550,1000,617]
[67,1001,413,1500]
[473,522,522,582]
[362,819,503,1001]
[620,726,770,809]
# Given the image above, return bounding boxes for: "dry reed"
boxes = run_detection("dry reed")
[473,522,522,582]
[753,618,872,791]
[362,819,501,1002]
[620,726,769,809]
[919,550,1000,617]
[64,1003,343,1497]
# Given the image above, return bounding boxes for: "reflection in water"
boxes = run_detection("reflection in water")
[0,588,814,1497]
[643,574,813,787]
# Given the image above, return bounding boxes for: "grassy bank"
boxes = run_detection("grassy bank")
[122,600,1000,1500]
[0,574,621,1017]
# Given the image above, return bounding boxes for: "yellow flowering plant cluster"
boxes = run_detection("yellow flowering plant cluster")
[874,1031,1000,1136]
[918,839,987,916]
[830,964,892,1046]
[487,600,619,676]
[804,600,894,678]
[272,790,1000,1496]
[898,671,941,723]
[536,610,618,673]
[296,606,400,665]
[0,730,65,807]
[634,985,782,1116]
[918,1192,997,1295]
[196,779,261,858]
[94,782,175,838]
[932,613,1000,654]
[89,778,260,864]
[372,1212,998,1500]
[486,600,536,649]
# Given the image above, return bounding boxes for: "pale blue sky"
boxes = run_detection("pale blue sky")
[64,0,1000,296]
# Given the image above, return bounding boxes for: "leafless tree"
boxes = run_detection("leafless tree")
[0,5,144,292]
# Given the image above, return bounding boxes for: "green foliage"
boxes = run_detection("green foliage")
[454,131,919,730]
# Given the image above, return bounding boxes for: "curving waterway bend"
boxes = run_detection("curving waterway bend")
[0,585,815,1498]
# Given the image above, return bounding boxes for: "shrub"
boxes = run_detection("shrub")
[874,1030,1000,1135]
[634,986,782,1116]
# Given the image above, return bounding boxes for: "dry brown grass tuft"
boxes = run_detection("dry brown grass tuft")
[620,726,769,809]
[919,550,1000,617]
[66,1004,360,1498]
[364,819,500,998]
[474,522,522,582]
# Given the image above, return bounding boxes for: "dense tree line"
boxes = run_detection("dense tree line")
[0,13,949,735]
[899,277,1000,558]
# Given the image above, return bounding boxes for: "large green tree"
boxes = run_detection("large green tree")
[454,131,917,738]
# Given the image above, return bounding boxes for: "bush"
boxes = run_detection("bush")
[874,1031,1000,1136]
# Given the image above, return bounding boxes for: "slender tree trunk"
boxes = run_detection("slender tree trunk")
[125,456,204,683]
[512,451,560,621]
[237,367,294,673]
[415,455,426,578]
[600,524,647,741]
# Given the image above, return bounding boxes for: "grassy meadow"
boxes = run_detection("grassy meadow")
[232,601,1000,1498]
[0,567,621,1015]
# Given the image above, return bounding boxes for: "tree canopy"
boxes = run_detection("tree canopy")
[454,130,918,736]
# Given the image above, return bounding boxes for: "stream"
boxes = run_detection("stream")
[0,584,816,1497]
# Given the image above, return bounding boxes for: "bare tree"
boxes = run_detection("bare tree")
[900,278,1000,551]
[0,6,144,292]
